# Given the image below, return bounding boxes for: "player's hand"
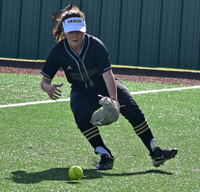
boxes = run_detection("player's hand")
[46,83,63,100]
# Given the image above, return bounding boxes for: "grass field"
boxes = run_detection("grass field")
[0,73,200,191]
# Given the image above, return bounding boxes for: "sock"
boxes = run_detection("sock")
[95,146,111,156]
[81,126,112,155]
[133,119,156,153]
[150,138,157,152]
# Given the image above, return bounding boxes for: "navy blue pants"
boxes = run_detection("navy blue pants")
[70,78,145,132]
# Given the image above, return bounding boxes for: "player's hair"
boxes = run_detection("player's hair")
[53,5,86,42]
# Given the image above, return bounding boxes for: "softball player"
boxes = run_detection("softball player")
[41,4,178,170]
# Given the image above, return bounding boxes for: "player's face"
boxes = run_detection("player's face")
[65,31,85,49]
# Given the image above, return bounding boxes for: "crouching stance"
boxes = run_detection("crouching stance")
[41,3,178,170]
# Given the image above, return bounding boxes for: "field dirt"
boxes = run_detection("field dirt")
[0,59,200,85]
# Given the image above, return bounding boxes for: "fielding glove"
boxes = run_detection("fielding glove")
[90,96,122,126]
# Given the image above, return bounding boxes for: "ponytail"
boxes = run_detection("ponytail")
[53,19,66,42]
[52,2,85,42]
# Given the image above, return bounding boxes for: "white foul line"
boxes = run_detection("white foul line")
[0,86,200,109]
[0,98,70,108]
[130,85,200,95]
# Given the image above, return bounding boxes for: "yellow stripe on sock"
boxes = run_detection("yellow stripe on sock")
[137,126,150,136]
[134,124,148,133]
[85,129,99,138]
[133,120,147,129]
[87,132,100,141]
[82,126,97,135]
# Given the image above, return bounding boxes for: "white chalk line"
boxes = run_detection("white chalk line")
[1,85,200,109]
[130,85,200,94]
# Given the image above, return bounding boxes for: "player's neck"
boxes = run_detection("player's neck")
[72,47,82,55]
[70,44,83,55]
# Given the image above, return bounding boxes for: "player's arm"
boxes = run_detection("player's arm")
[102,69,118,101]
[41,75,63,100]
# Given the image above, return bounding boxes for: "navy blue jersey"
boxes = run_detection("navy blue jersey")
[41,34,112,89]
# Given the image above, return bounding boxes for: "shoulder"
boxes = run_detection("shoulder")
[87,34,105,46]
[50,40,65,53]
[46,40,66,62]
[86,34,108,52]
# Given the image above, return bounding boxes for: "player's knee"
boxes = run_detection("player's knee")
[71,103,93,128]
[120,103,145,127]
[73,110,93,130]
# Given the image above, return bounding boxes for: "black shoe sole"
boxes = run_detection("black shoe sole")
[96,165,114,170]
[96,161,114,170]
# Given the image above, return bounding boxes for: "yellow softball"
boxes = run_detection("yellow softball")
[68,166,83,180]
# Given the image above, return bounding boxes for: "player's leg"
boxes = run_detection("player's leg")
[70,89,114,170]
[116,78,178,167]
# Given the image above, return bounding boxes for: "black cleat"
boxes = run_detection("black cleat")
[150,147,178,167]
[96,154,114,170]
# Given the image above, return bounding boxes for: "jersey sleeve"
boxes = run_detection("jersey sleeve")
[93,37,112,73]
[41,49,61,79]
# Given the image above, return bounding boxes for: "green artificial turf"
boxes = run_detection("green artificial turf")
[0,73,199,191]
